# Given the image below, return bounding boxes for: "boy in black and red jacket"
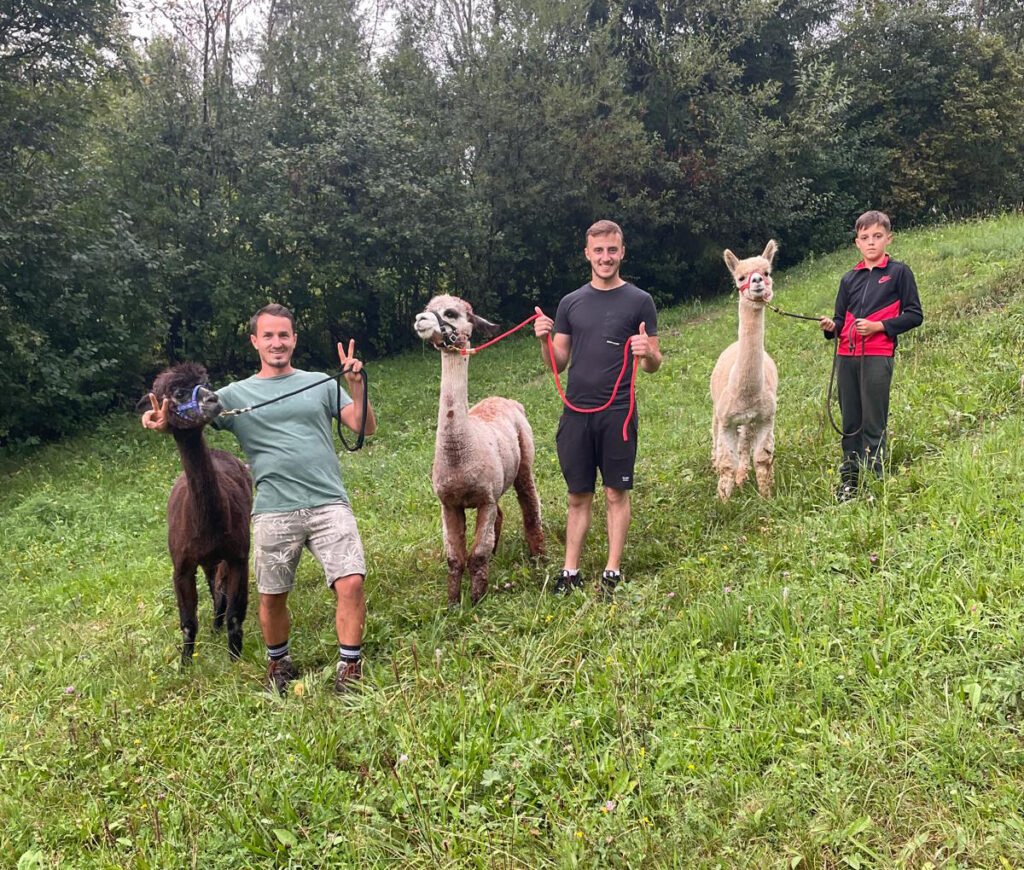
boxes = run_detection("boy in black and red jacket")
[819,211,923,501]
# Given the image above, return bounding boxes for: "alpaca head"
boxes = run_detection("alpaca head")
[413,294,499,353]
[150,361,223,430]
[723,240,778,306]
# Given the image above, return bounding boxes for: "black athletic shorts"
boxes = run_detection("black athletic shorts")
[556,408,638,493]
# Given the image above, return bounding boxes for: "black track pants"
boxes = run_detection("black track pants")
[837,354,894,482]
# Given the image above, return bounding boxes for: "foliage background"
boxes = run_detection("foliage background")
[2,0,1024,445]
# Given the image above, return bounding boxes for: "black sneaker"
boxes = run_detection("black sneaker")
[265,654,298,695]
[334,659,362,694]
[599,570,621,601]
[553,569,584,595]
[835,482,858,503]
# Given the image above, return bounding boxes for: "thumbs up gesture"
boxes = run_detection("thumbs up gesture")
[630,321,650,360]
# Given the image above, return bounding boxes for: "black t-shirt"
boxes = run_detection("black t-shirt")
[553,282,658,408]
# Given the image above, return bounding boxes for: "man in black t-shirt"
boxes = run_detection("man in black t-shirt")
[534,220,662,598]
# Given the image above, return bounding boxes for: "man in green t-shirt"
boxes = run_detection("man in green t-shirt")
[143,304,377,694]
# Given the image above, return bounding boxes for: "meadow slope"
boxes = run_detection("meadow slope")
[3,215,1024,868]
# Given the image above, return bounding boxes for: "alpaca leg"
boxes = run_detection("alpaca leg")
[492,504,504,554]
[735,424,752,488]
[514,463,545,558]
[717,426,740,501]
[711,413,722,473]
[207,564,227,632]
[469,503,498,605]
[174,566,200,665]
[754,423,775,498]
[441,504,468,607]
[223,558,248,660]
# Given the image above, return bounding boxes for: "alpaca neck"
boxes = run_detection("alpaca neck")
[437,352,472,461]
[734,303,767,393]
[172,427,227,531]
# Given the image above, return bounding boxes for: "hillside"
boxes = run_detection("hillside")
[3,215,1024,867]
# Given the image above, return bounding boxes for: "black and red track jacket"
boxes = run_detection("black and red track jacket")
[824,255,923,356]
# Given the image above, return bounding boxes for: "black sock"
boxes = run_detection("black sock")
[267,640,290,661]
[339,644,361,664]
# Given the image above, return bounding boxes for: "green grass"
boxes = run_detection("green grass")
[4,214,1024,868]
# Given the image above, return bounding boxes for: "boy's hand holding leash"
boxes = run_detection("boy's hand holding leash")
[819,316,885,337]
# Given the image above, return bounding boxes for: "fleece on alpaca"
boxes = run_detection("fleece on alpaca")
[414,295,544,605]
[710,240,780,501]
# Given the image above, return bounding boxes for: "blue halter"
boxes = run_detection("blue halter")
[172,384,211,424]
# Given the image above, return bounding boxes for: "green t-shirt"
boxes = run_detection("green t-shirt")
[212,370,352,514]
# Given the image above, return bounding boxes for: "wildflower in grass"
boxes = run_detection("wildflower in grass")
[602,800,616,813]
[666,591,675,599]
[398,754,409,765]
[545,615,553,623]
[64,686,75,694]
[723,585,732,594]
[575,830,584,840]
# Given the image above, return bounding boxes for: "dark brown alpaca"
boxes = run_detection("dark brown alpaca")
[150,362,252,663]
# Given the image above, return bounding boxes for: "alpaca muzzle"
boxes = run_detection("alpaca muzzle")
[739,271,773,302]
[171,384,222,427]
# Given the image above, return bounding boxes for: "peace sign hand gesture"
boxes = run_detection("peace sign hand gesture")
[337,339,365,390]
[142,393,170,432]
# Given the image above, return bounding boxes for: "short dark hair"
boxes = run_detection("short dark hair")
[854,210,891,233]
[586,219,624,245]
[249,303,295,335]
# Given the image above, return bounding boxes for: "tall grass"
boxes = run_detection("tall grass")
[3,214,1024,868]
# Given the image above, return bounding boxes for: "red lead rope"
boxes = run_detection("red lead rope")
[461,311,639,441]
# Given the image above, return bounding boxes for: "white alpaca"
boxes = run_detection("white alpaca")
[710,240,779,501]
[414,295,545,605]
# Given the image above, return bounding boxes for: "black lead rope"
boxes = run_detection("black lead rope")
[766,302,822,322]
[336,369,368,452]
[763,303,864,438]
[219,369,370,451]
[825,336,865,438]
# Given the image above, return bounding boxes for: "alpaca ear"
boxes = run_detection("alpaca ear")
[723,249,739,273]
[762,240,778,264]
[471,314,500,338]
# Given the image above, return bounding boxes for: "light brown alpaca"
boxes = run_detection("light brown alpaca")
[710,240,779,501]
[414,295,545,605]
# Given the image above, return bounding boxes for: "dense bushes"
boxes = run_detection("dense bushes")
[2,0,1023,443]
